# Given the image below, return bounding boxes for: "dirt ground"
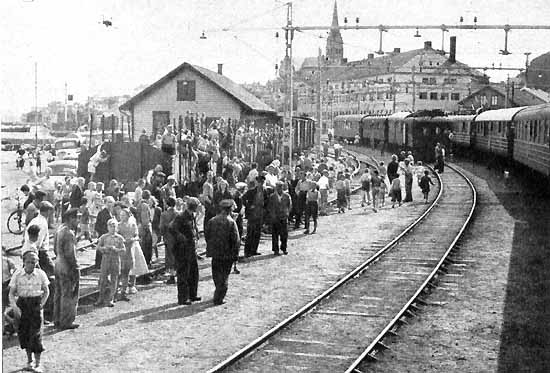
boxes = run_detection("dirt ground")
[2,163,436,372]
[364,158,550,373]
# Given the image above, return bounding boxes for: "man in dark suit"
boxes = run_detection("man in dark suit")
[267,181,292,255]
[242,175,268,257]
[169,197,201,305]
[205,199,240,305]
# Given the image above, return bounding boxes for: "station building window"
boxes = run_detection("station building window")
[177,80,196,101]
[430,92,438,100]
[451,93,460,101]
[491,95,498,106]
[419,92,428,100]
[440,93,449,100]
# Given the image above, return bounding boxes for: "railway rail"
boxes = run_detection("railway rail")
[206,151,476,372]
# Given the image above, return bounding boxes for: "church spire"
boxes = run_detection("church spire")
[331,0,339,28]
[326,0,344,65]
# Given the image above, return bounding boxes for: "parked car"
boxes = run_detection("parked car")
[46,159,78,185]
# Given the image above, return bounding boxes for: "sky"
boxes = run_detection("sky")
[1,0,549,120]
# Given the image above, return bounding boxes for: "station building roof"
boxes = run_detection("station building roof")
[120,62,275,114]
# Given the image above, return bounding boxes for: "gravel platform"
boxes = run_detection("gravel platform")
[3,171,436,372]
[364,159,550,373]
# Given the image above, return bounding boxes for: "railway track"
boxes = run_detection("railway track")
[206,153,476,372]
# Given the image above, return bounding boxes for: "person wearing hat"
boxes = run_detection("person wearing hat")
[205,199,240,305]
[242,175,268,257]
[9,250,50,372]
[267,181,292,255]
[169,197,201,305]
[23,201,55,277]
[52,208,80,330]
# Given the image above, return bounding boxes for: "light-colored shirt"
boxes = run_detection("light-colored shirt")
[265,173,278,188]
[9,268,49,297]
[23,214,49,253]
[317,176,329,190]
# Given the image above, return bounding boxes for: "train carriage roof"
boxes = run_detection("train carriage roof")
[474,106,528,122]
[388,111,412,119]
[512,103,550,121]
[333,114,368,122]
[445,115,476,122]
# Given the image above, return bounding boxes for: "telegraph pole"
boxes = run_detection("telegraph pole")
[285,2,294,167]
[411,66,416,112]
[317,48,322,148]
[34,62,38,148]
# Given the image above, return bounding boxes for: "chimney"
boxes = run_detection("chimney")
[449,36,456,63]
[217,63,223,75]
[424,41,432,50]
[393,48,401,54]
[368,53,374,59]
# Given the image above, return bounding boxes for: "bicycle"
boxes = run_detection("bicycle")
[6,193,26,235]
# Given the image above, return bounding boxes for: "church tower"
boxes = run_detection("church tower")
[326,1,344,65]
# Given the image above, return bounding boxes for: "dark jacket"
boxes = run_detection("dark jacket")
[242,186,268,219]
[205,214,240,260]
[169,209,197,261]
[94,208,113,237]
[159,208,178,249]
[387,161,399,178]
[69,185,83,208]
[267,191,292,221]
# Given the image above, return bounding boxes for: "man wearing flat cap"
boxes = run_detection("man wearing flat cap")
[169,197,201,305]
[205,199,240,305]
[53,208,80,329]
[242,175,268,257]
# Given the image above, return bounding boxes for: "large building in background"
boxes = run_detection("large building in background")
[294,1,489,133]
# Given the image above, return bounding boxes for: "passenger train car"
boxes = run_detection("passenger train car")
[333,103,550,177]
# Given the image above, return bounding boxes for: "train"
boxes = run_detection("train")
[333,103,550,177]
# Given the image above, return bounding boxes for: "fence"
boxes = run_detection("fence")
[78,142,170,187]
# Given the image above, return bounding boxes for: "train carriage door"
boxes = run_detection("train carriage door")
[359,123,364,145]
[507,121,515,161]
[403,121,408,147]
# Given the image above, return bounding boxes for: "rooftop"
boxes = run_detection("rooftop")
[120,62,275,113]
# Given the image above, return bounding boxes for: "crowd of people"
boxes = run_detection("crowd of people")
[3,115,441,371]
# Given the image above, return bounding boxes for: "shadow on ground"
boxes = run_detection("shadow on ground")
[455,156,550,373]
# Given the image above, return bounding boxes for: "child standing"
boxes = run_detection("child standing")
[94,219,125,307]
[389,177,402,208]
[419,170,435,203]
[360,169,371,207]
[344,172,352,210]
[304,184,320,234]
[53,183,63,223]
[8,251,50,373]
[77,198,91,242]
[370,170,382,213]
[334,173,347,213]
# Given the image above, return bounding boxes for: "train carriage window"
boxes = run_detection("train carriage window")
[534,120,539,143]
[498,121,502,133]
[462,122,466,132]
